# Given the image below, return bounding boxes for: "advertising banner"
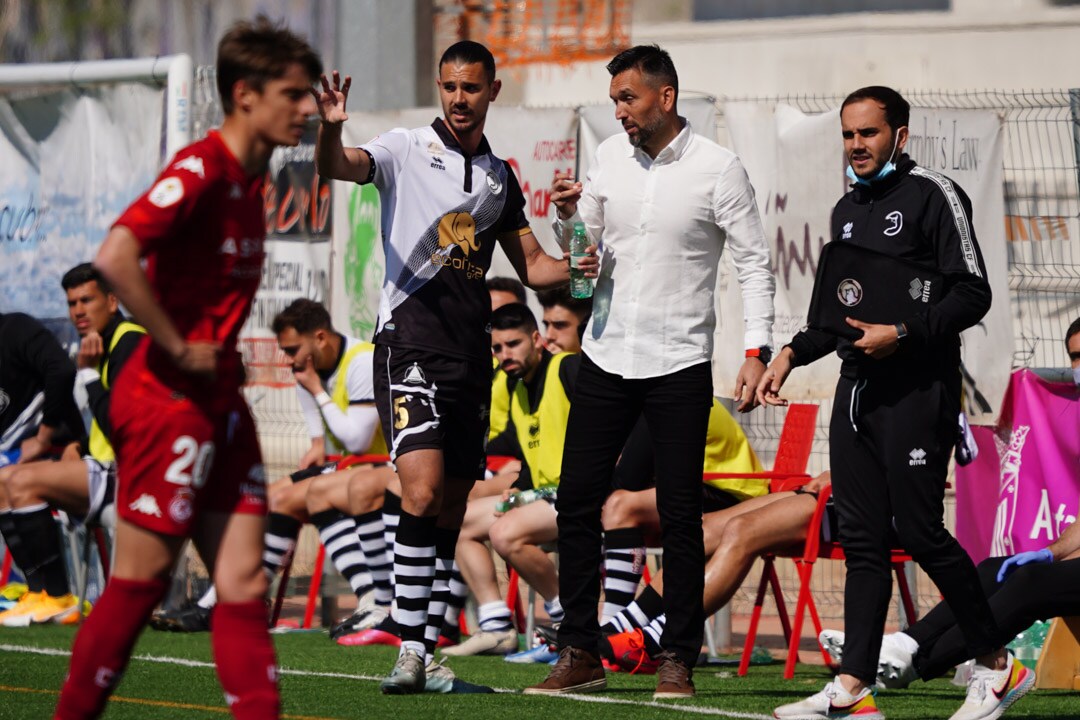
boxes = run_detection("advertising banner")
[956,370,1080,563]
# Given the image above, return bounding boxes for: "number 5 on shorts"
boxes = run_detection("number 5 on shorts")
[393,396,410,430]
[165,436,215,489]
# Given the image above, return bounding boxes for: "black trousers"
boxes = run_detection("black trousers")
[911,555,1080,679]
[555,353,712,667]
[831,375,999,684]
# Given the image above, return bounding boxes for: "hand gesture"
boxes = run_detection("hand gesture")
[551,171,583,221]
[77,330,105,370]
[755,348,795,407]
[298,439,326,470]
[173,341,221,379]
[996,548,1053,583]
[293,355,323,395]
[19,435,49,463]
[846,317,900,359]
[561,244,599,279]
[733,357,766,413]
[312,71,351,125]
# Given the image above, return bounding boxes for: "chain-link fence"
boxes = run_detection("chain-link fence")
[718,89,1080,624]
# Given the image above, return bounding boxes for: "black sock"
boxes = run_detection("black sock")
[11,504,68,596]
[0,509,42,592]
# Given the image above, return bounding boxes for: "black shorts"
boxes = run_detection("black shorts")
[374,344,491,480]
[702,484,740,513]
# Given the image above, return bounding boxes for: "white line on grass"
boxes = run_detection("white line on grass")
[0,643,772,719]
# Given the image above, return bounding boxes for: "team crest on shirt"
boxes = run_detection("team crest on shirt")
[485,170,503,194]
[168,489,194,524]
[148,177,184,208]
[837,278,863,307]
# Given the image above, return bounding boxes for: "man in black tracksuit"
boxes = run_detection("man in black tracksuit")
[0,312,82,462]
[762,87,1024,720]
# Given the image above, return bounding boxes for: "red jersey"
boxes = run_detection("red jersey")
[114,130,265,411]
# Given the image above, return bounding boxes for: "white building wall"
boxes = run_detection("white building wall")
[516,0,1080,106]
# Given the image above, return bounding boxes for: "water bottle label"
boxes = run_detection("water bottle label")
[570,252,587,269]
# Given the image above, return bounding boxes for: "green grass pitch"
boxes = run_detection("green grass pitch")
[0,626,1074,719]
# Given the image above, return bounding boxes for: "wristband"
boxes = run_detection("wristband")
[314,391,333,408]
[745,346,773,365]
[895,323,908,341]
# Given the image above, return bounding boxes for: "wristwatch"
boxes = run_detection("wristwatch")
[746,346,773,365]
[895,323,908,341]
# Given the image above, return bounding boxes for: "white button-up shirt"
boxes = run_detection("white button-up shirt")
[555,120,775,379]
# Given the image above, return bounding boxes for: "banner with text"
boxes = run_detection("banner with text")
[331,106,577,339]
[722,103,1010,412]
[955,370,1080,564]
[0,86,163,320]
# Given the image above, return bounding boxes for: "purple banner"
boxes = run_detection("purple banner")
[956,369,1080,564]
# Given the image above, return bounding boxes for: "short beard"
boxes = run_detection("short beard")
[628,108,666,149]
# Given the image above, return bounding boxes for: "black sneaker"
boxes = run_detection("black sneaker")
[152,603,211,632]
[534,623,560,646]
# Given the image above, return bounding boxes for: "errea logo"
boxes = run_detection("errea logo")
[908,448,927,466]
[842,222,853,240]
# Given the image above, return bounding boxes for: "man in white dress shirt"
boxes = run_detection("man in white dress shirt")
[525,45,775,699]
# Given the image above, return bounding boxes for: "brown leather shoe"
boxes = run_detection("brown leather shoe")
[523,646,606,695]
[653,651,695,699]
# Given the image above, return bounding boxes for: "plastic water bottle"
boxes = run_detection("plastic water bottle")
[495,486,556,513]
[1008,620,1050,669]
[569,222,593,299]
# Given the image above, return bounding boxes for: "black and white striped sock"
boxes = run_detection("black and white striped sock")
[443,560,467,633]
[381,490,402,586]
[312,509,372,601]
[263,512,302,577]
[602,527,646,621]
[391,510,436,658]
[354,510,393,608]
[422,527,459,661]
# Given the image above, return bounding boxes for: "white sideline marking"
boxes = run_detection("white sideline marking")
[0,643,772,719]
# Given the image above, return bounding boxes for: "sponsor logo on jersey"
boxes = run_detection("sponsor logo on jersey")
[430,155,446,171]
[174,155,206,178]
[148,177,184,208]
[427,142,444,156]
[837,278,863,307]
[433,211,486,279]
[884,211,903,237]
[486,170,503,194]
[129,493,162,517]
[842,221,853,240]
[908,448,927,466]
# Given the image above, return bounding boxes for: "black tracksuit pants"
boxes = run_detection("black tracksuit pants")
[910,555,1080,679]
[555,353,712,668]
[831,375,1000,684]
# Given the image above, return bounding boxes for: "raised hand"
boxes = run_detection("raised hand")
[312,71,352,125]
[77,330,105,370]
[550,170,583,220]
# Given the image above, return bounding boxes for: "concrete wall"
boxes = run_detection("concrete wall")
[517,0,1080,106]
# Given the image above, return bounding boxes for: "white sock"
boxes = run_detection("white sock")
[477,600,513,632]
[543,596,564,622]
[891,631,919,656]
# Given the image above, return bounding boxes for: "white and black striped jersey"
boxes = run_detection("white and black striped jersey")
[360,119,530,361]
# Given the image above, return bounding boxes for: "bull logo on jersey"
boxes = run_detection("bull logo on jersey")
[438,212,481,256]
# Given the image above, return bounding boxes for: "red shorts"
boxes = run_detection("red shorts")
[111,368,266,536]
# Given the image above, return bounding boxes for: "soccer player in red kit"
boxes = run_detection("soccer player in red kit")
[53,18,321,720]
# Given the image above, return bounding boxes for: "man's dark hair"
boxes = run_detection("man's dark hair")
[841,86,910,132]
[491,303,537,334]
[217,15,323,115]
[486,276,527,304]
[1066,317,1080,348]
[61,262,111,294]
[606,44,678,97]
[272,298,333,335]
[537,286,592,322]
[439,40,496,83]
